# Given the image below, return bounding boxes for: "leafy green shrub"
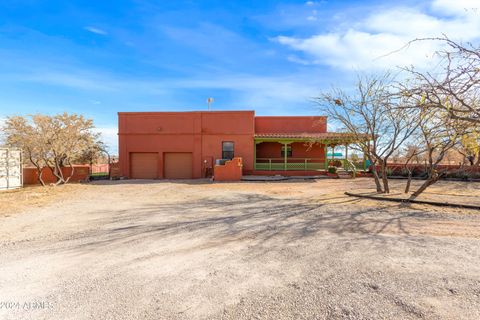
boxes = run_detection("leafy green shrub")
[328,160,343,167]
[400,168,410,177]
[445,171,470,180]
[328,166,337,174]
[386,168,394,176]
[411,167,427,177]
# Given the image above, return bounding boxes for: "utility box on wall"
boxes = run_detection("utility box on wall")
[0,148,22,191]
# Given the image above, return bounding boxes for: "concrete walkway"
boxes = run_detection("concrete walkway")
[241,175,329,181]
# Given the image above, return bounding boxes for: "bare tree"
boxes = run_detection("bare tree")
[3,116,49,185]
[405,144,425,165]
[409,108,463,199]
[402,144,426,193]
[315,74,419,193]
[2,113,102,185]
[401,36,480,124]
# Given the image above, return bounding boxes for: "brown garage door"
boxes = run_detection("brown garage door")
[164,152,193,179]
[130,152,158,179]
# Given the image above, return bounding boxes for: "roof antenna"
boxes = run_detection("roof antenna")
[207,97,214,111]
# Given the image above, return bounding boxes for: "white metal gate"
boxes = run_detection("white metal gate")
[0,148,22,190]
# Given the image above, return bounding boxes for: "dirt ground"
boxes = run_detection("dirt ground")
[0,178,479,319]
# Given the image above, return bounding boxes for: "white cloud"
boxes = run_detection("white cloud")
[431,0,479,15]
[84,26,107,35]
[167,74,322,108]
[277,30,440,70]
[11,62,321,106]
[16,71,119,91]
[1,44,329,116]
[275,1,480,70]
[305,1,325,6]
[287,55,312,65]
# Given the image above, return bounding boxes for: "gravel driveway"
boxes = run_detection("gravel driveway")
[1,178,479,319]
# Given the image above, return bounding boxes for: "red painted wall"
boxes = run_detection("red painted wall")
[214,157,243,181]
[23,166,90,185]
[374,164,480,175]
[256,142,325,160]
[255,116,327,133]
[119,111,255,178]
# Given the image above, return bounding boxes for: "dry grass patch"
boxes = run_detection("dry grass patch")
[0,183,89,216]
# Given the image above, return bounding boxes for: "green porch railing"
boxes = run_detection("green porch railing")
[254,158,368,172]
[255,158,326,171]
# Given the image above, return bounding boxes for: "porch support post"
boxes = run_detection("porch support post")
[363,150,367,172]
[345,144,348,168]
[324,144,328,170]
[253,140,257,170]
[284,142,288,171]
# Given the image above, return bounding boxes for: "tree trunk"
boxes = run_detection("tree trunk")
[380,161,390,194]
[468,156,474,166]
[56,160,65,184]
[49,159,65,185]
[32,163,46,187]
[63,160,75,184]
[409,168,445,200]
[409,177,438,200]
[32,162,46,186]
[53,169,63,185]
[43,159,59,185]
[404,171,412,193]
[366,154,383,193]
[28,154,46,187]
[371,168,383,193]
[37,167,46,186]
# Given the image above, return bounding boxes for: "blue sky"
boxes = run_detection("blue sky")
[0,0,479,153]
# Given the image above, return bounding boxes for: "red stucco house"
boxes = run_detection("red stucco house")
[118,110,362,179]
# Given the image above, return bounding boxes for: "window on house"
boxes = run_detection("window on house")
[281,145,292,158]
[222,141,234,160]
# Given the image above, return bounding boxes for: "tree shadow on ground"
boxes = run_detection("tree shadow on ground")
[57,192,440,260]
[89,178,321,187]
[90,179,214,186]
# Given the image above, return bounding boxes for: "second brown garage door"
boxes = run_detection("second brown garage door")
[130,152,158,179]
[164,152,193,179]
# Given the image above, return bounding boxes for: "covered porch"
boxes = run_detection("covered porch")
[253,133,368,174]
